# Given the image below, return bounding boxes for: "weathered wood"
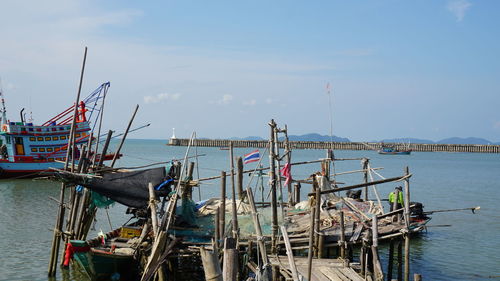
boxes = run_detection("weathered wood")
[269,120,278,254]
[404,167,410,281]
[372,216,383,281]
[223,237,238,281]
[314,176,321,258]
[48,46,87,277]
[246,187,269,265]
[148,182,159,236]
[414,274,422,281]
[237,156,244,200]
[339,211,346,259]
[362,158,369,201]
[308,175,409,196]
[200,247,223,281]
[280,226,300,281]
[97,130,113,167]
[293,183,301,205]
[229,142,239,240]
[387,239,395,281]
[220,171,226,242]
[307,206,315,281]
[397,239,403,281]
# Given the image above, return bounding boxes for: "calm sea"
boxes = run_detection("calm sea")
[0,139,499,281]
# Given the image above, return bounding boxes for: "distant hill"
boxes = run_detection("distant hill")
[282,133,350,142]
[378,138,434,144]
[436,137,493,145]
[228,136,265,141]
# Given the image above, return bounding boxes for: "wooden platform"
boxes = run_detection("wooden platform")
[270,256,365,281]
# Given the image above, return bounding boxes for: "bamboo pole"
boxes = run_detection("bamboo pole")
[397,239,403,281]
[362,158,369,201]
[48,47,87,277]
[229,142,238,240]
[97,130,113,167]
[246,187,269,265]
[220,171,226,243]
[237,156,244,200]
[110,104,139,167]
[339,211,346,259]
[372,216,384,281]
[314,176,321,258]
[268,120,278,254]
[284,125,293,206]
[281,225,300,281]
[307,174,410,196]
[306,206,315,281]
[404,167,410,281]
[148,183,159,237]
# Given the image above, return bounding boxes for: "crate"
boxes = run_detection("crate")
[120,226,142,239]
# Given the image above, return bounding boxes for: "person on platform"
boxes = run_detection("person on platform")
[388,186,404,211]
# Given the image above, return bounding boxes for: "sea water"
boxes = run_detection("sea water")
[0,139,499,280]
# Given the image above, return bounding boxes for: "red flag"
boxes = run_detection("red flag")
[280,163,292,186]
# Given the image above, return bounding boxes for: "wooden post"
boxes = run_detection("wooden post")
[200,247,223,281]
[414,274,422,281]
[246,187,269,265]
[229,142,238,240]
[404,167,410,281]
[97,130,113,167]
[186,162,195,199]
[306,206,315,281]
[372,216,384,281]
[220,171,226,243]
[397,238,403,281]
[237,156,244,200]
[280,225,300,281]
[268,120,278,254]
[362,158,369,201]
[215,206,220,247]
[110,104,139,167]
[387,239,395,281]
[222,237,238,281]
[293,183,301,205]
[148,183,159,237]
[339,211,346,260]
[314,176,321,258]
[48,47,87,277]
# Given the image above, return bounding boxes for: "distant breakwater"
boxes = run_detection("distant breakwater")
[167,138,500,153]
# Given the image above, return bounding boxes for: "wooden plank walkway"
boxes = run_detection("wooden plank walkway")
[270,256,365,281]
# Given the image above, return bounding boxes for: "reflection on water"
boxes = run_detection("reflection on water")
[0,141,499,280]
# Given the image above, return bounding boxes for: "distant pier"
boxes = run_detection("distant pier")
[167,138,500,153]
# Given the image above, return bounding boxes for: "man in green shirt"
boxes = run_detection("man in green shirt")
[388,186,404,211]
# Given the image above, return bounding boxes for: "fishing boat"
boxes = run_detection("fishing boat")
[0,82,113,178]
[378,143,412,155]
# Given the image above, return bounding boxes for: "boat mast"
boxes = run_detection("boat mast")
[0,78,7,126]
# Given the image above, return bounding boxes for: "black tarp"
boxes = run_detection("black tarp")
[80,167,169,208]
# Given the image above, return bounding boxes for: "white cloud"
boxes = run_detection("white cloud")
[218,94,233,105]
[447,0,472,22]
[243,99,257,106]
[144,93,182,104]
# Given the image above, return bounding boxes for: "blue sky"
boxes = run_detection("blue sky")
[0,0,499,141]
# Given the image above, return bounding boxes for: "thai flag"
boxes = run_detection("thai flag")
[243,149,260,164]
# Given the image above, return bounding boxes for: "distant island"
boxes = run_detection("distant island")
[228,135,500,145]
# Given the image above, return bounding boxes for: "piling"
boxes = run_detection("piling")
[222,237,238,281]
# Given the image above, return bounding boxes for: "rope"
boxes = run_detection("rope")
[367,163,384,214]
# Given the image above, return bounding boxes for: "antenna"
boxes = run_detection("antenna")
[0,78,7,126]
[326,82,334,143]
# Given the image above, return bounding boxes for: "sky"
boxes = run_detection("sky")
[0,0,499,142]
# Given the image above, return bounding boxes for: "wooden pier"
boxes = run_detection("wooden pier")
[168,138,500,153]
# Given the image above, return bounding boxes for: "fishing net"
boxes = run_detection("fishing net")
[90,191,115,209]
